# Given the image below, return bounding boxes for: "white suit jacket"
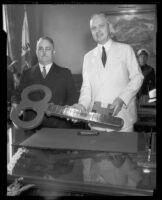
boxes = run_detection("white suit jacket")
[79,40,144,131]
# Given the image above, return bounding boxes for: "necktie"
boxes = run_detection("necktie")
[101,46,107,67]
[42,66,46,78]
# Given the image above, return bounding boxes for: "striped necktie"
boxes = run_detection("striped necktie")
[101,46,107,67]
[42,66,46,78]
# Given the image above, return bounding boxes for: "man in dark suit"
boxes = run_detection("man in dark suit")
[12,36,77,129]
[137,49,156,102]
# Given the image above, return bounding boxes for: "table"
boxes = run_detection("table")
[7,128,156,196]
[135,100,156,133]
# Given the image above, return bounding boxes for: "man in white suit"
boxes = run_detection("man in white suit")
[74,12,144,132]
[72,12,144,184]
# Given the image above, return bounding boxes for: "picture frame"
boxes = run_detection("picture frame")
[108,9,156,57]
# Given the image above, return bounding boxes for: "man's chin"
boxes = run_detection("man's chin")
[95,38,107,45]
[39,60,52,65]
[97,41,105,45]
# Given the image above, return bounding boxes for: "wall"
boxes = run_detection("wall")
[9,4,156,74]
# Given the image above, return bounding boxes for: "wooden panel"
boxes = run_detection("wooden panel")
[20,128,138,153]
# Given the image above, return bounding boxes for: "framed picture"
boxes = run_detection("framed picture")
[108,9,156,57]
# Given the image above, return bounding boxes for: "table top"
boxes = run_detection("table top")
[19,128,138,153]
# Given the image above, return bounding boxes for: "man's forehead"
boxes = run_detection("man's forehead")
[38,39,52,46]
[90,14,107,26]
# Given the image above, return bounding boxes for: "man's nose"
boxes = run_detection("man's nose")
[41,50,47,56]
[96,28,101,34]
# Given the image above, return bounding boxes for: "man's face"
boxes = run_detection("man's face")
[36,39,54,65]
[138,54,148,66]
[90,14,111,45]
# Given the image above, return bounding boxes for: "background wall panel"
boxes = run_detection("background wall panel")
[5,4,156,74]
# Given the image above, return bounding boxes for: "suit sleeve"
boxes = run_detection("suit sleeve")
[65,69,78,105]
[149,68,156,90]
[119,45,144,106]
[78,55,92,110]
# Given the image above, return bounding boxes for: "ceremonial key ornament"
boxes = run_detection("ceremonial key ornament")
[10,84,124,130]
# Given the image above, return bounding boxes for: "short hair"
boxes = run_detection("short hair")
[90,12,110,24]
[36,36,55,49]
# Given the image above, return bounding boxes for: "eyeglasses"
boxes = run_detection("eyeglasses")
[38,47,53,52]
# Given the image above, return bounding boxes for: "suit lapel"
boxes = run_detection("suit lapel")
[30,64,42,80]
[44,63,62,86]
[47,63,59,77]
[92,47,106,85]
[92,47,103,68]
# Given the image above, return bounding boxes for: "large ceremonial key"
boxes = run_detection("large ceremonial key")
[10,84,124,130]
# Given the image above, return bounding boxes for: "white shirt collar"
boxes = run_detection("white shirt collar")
[39,63,53,75]
[97,39,112,54]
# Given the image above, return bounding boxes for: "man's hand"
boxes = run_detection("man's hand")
[110,97,125,116]
[72,103,87,112]
[7,177,35,196]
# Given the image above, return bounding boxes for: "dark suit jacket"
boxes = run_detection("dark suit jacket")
[13,62,77,128]
[138,64,156,97]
